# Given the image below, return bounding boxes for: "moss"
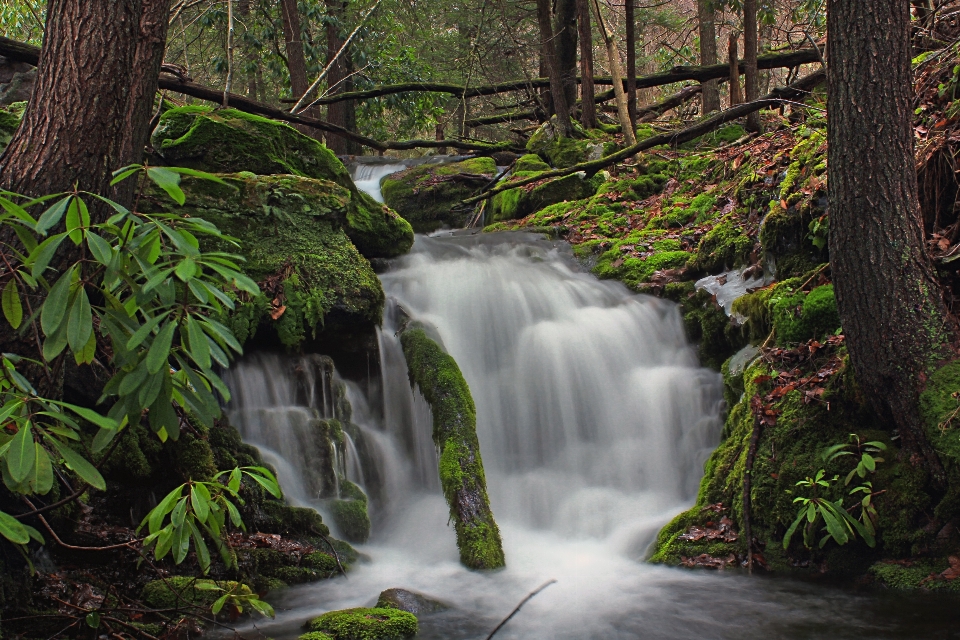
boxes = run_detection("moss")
[399,325,505,569]
[771,284,840,344]
[381,157,496,232]
[152,106,412,258]
[919,361,960,464]
[305,608,418,640]
[679,289,747,370]
[0,101,25,153]
[141,173,384,348]
[300,633,336,640]
[331,480,371,543]
[141,577,239,610]
[259,501,330,537]
[239,547,340,587]
[514,154,551,172]
[689,220,753,273]
[593,247,691,290]
[869,560,960,592]
[491,170,598,221]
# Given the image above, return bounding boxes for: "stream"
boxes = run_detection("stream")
[220,169,958,639]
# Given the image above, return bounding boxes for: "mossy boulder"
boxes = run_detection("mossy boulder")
[381,157,496,232]
[0,101,25,154]
[399,323,505,569]
[920,361,960,466]
[141,173,384,348]
[525,117,609,168]
[689,219,754,274]
[141,577,241,610]
[151,106,412,258]
[304,607,418,640]
[491,171,602,221]
[770,284,840,344]
[376,588,450,615]
[330,480,371,543]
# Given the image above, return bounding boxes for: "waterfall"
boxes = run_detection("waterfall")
[350,163,408,203]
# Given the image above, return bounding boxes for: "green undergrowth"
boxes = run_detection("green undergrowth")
[399,323,505,569]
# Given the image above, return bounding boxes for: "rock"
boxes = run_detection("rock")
[491,166,603,222]
[140,173,384,348]
[330,480,371,544]
[381,157,496,232]
[0,101,25,154]
[303,607,418,640]
[376,588,450,615]
[0,57,35,106]
[525,117,617,168]
[151,106,413,258]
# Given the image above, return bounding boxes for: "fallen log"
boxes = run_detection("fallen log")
[461,70,826,206]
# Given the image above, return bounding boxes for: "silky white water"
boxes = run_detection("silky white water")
[223,233,955,639]
[351,163,409,203]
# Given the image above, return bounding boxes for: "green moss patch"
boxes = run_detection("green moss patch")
[331,480,371,543]
[141,577,240,610]
[305,607,418,640]
[0,101,25,153]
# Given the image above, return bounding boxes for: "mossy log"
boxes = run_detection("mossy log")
[398,323,505,570]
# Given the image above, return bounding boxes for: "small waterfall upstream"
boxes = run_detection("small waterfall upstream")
[224,235,955,638]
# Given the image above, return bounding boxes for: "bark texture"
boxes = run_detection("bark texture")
[280,0,322,139]
[576,0,596,128]
[537,0,573,136]
[728,32,742,106]
[555,0,579,113]
[743,0,760,131]
[325,0,360,154]
[698,0,720,113]
[592,0,634,144]
[827,0,955,478]
[625,0,637,126]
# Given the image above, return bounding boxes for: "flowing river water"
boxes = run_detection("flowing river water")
[220,169,958,639]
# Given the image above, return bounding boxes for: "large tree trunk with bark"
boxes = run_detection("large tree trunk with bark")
[537,0,574,136]
[698,0,720,113]
[828,0,955,480]
[728,32,741,107]
[743,0,760,131]
[555,0,578,114]
[576,0,596,128]
[326,0,360,154]
[281,0,322,138]
[625,0,637,127]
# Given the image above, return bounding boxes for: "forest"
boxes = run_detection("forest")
[1,0,960,638]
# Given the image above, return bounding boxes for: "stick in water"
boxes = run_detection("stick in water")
[485,579,557,640]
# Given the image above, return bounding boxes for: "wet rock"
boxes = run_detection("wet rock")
[302,607,418,640]
[376,588,450,615]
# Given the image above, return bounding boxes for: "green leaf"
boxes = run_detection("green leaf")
[138,370,166,409]
[146,320,177,374]
[820,505,849,546]
[782,509,805,549]
[74,329,96,365]
[248,597,275,618]
[199,317,242,353]
[7,422,35,484]
[862,453,876,472]
[191,484,210,524]
[85,612,100,629]
[91,427,118,454]
[64,197,90,245]
[118,362,149,397]
[224,498,243,529]
[242,467,282,498]
[148,394,180,440]
[227,467,241,494]
[164,167,230,186]
[46,437,106,491]
[35,196,71,235]
[66,287,93,354]
[186,316,211,370]
[126,310,172,350]
[145,485,184,534]
[2,279,23,329]
[86,232,113,266]
[0,195,38,228]
[0,510,29,545]
[188,518,211,574]
[33,443,53,494]
[175,256,198,282]
[55,402,119,431]
[147,167,186,206]
[173,520,191,564]
[212,593,229,615]
[28,233,68,279]
[154,525,175,560]
[109,165,141,186]
[40,265,75,336]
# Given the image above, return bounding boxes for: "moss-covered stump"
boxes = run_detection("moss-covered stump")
[331,480,371,543]
[151,106,413,258]
[140,173,384,348]
[0,101,24,154]
[398,323,505,569]
[303,607,418,640]
[380,157,496,232]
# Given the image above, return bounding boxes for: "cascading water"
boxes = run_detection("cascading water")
[350,162,409,203]
[225,235,954,639]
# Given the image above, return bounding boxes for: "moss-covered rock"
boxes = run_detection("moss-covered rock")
[376,588,449,614]
[770,284,840,344]
[689,219,754,274]
[491,171,602,222]
[304,607,418,640]
[141,577,240,610]
[141,173,384,348]
[399,323,505,569]
[0,101,25,154]
[920,362,960,465]
[380,157,495,232]
[525,117,608,168]
[330,480,371,543]
[868,559,960,592]
[151,106,412,258]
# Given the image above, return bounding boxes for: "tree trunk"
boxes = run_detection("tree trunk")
[828,0,954,481]
[698,0,720,113]
[280,0,321,138]
[555,0,578,114]
[591,0,634,144]
[728,32,741,107]
[0,0,141,200]
[537,0,574,136]
[743,0,760,131]
[237,0,258,101]
[625,0,637,127]
[326,0,360,154]
[576,0,596,128]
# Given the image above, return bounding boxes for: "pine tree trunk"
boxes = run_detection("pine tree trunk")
[537,0,573,136]
[625,0,637,127]
[698,0,720,113]
[577,0,596,128]
[0,0,142,200]
[728,32,741,107]
[743,0,760,131]
[554,0,579,113]
[828,0,955,480]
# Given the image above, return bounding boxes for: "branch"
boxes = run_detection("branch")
[461,70,826,206]
[485,580,557,640]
